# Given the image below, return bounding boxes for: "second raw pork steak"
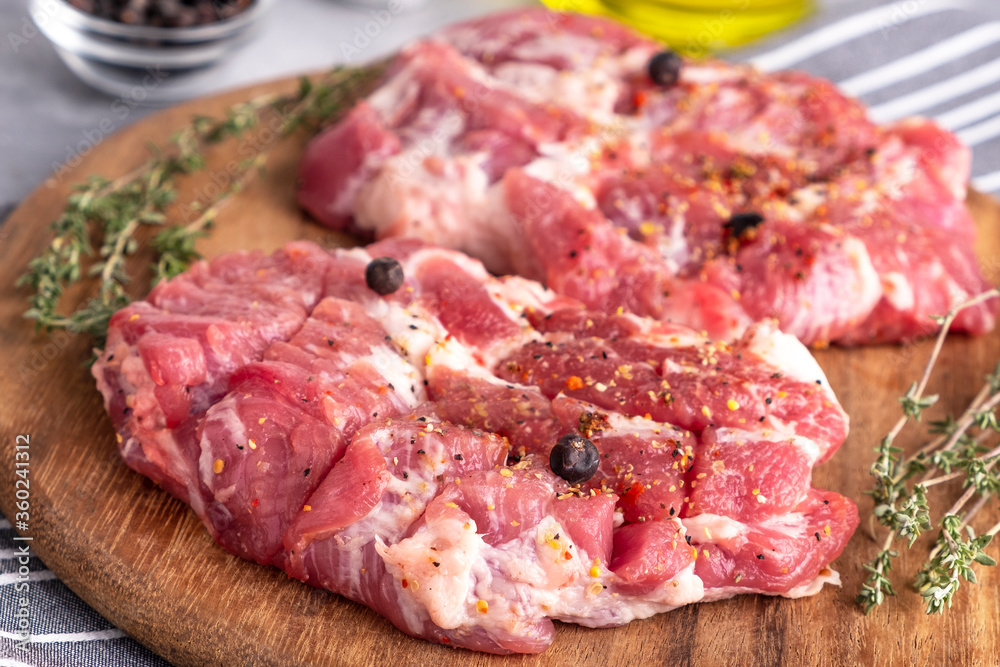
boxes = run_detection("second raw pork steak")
[299,9,996,346]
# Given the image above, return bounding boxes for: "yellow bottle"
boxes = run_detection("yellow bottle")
[540,0,813,55]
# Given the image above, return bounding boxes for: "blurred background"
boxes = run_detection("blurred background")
[3,0,999,220]
[2,0,1000,664]
[3,0,1000,218]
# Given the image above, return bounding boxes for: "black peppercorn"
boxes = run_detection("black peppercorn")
[365,257,405,296]
[648,50,683,87]
[724,211,765,238]
[549,434,600,485]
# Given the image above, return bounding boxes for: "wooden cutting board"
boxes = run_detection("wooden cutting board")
[1,77,999,667]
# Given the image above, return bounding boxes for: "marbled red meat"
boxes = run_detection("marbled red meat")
[298,8,996,345]
[93,238,857,653]
[92,242,330,517]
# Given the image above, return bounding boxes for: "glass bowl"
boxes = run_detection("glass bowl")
[29,0,276,104]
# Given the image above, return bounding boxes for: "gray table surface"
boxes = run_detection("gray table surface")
[2,1,999,665]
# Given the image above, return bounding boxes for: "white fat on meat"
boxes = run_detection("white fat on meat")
[741,322,841,404]
[354,163,525,276]
[425,337,495,382]
[409,245,494,282]
[523,141,600,210]
[489,276,564,316]
[491,61,621,121]
[877,151,919,201]
[354,151,490,240]
[362,344,428,408]
[628,314,711,350]
[881,271,915,312]
[590,410,694,463]
[357,58,526,273]
[363,301,443,373]
[100,345,209,511]
[330,423,489,603]
[197,395,248,509]
[684,512,842,602]
[786,184,830,219]
[680,62,747,86]
[681,513,746,544]
[713,426,822,469]
[782,567,841,599]
[761,510,818,540]
[657,205,692,275]
[353,246,543,373]
[538,518,705,626]
[700,575,841,603]
[488,41,655,123]
[379,509,706,634]
[365,63,422,122]
[410,248,547,365]
[377,514,486,631]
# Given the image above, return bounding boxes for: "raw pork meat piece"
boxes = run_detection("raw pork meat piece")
[298,8,996,345]
[93,239,857,654]
[92,242,330,518]
[197,296,425,564]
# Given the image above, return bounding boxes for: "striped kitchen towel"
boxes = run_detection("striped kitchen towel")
[731,0,1000,194]
[2,0,999,665]
[0,518,169,666]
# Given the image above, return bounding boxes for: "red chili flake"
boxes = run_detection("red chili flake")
[252,498,259,507]
[620,483,645,507]
[401,579,409,589]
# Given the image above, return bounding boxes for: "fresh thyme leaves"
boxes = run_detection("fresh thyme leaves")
[18,63,385,346]
[151,219,210,284]
[859,287,1000,615]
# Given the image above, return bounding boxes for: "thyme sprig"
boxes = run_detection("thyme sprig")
[858,287,1000,614]
[18,63,385,345]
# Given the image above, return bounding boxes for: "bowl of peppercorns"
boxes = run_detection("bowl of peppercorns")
[30,0,275,103]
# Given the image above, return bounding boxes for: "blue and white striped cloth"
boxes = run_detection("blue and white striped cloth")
[733,0,1000,194]
[2,0,999,664]
[0,518,168,666]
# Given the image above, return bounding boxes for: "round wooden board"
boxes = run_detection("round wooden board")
[1,76,999,667]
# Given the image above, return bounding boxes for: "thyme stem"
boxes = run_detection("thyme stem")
[921,471,965,488]
[18,62,387,346]
[858,287,1000,615]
